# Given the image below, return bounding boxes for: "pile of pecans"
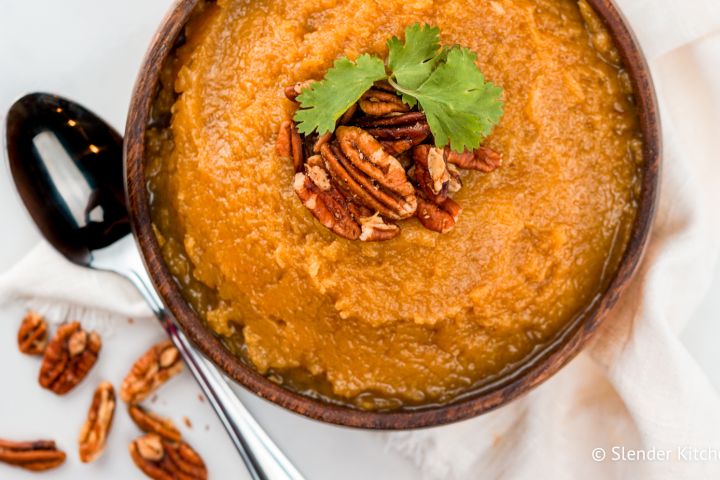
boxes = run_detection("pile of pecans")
[122,341,206,480]
[277,80,503,241]
[1,311,206,479]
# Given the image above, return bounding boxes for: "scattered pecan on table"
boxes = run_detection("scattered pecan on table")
[128,404,182,443]
[129,433,207,480]
[277,80,502,241]
[78,381,116,463]
[38,321,101,394]
[17,310,48,355]
[120,340,183,404]
[0,438,66,472]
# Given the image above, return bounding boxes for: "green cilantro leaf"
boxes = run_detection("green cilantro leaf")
[293,54,386,135]
[390,47,504,152]
[387,24,442,106]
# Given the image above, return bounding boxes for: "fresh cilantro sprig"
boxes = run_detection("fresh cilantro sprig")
[386,24,446,106]
[292,24,504,153]
[294,54,386,136]
[389,47,504,152]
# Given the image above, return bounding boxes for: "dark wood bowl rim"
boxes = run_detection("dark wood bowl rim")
[124,0,661,429]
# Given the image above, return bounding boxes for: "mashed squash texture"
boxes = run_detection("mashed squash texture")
[147,0,642,408]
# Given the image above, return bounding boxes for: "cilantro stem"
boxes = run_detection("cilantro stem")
[387,77,416,99]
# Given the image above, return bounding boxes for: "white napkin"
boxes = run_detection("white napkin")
[0,243,152,335]
[1,2,719,479]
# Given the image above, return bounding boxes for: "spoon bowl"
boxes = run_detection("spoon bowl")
[6,93,129,265]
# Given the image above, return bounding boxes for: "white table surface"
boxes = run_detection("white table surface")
[0,2,718,479]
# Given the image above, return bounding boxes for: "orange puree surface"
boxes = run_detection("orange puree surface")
[146,0,643,409]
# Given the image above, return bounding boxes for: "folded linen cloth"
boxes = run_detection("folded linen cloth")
[1,1,719,479]
[0,243,152,335]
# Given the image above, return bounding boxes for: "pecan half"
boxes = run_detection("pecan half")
[283,80,313,101]
[412,145,452,205]
[355,111,426,128]
[130,434,207,480]
[17,310,48,355]
[312,132,333,153]
[336,126,416,200]
[78,381,116,463]
[128,405,182,443]
[276,121,291,156]
[39,322,101,395]
[321,143,416,221]
[293,157,361,241]
[120,341,184,404]
[446,163,463,193]
[416,196,462,233]
[445,145,502,172]
[338,102,358,125]
[358,88,410,116]
[359,112,430,155]
[276,120,304,172]
[0,438,66,471]
[358,214,400,242]
[425,147,451,194]
[372,80,397,92]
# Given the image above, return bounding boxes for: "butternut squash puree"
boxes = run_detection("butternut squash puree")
[146,0,642,408]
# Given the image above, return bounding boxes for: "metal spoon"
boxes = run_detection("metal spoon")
[5,93,304,480]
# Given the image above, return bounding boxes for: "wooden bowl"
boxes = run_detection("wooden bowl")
[124,0,661,429]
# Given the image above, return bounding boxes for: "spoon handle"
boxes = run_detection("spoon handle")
[94,235,305,480]
[161,323,304,480]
